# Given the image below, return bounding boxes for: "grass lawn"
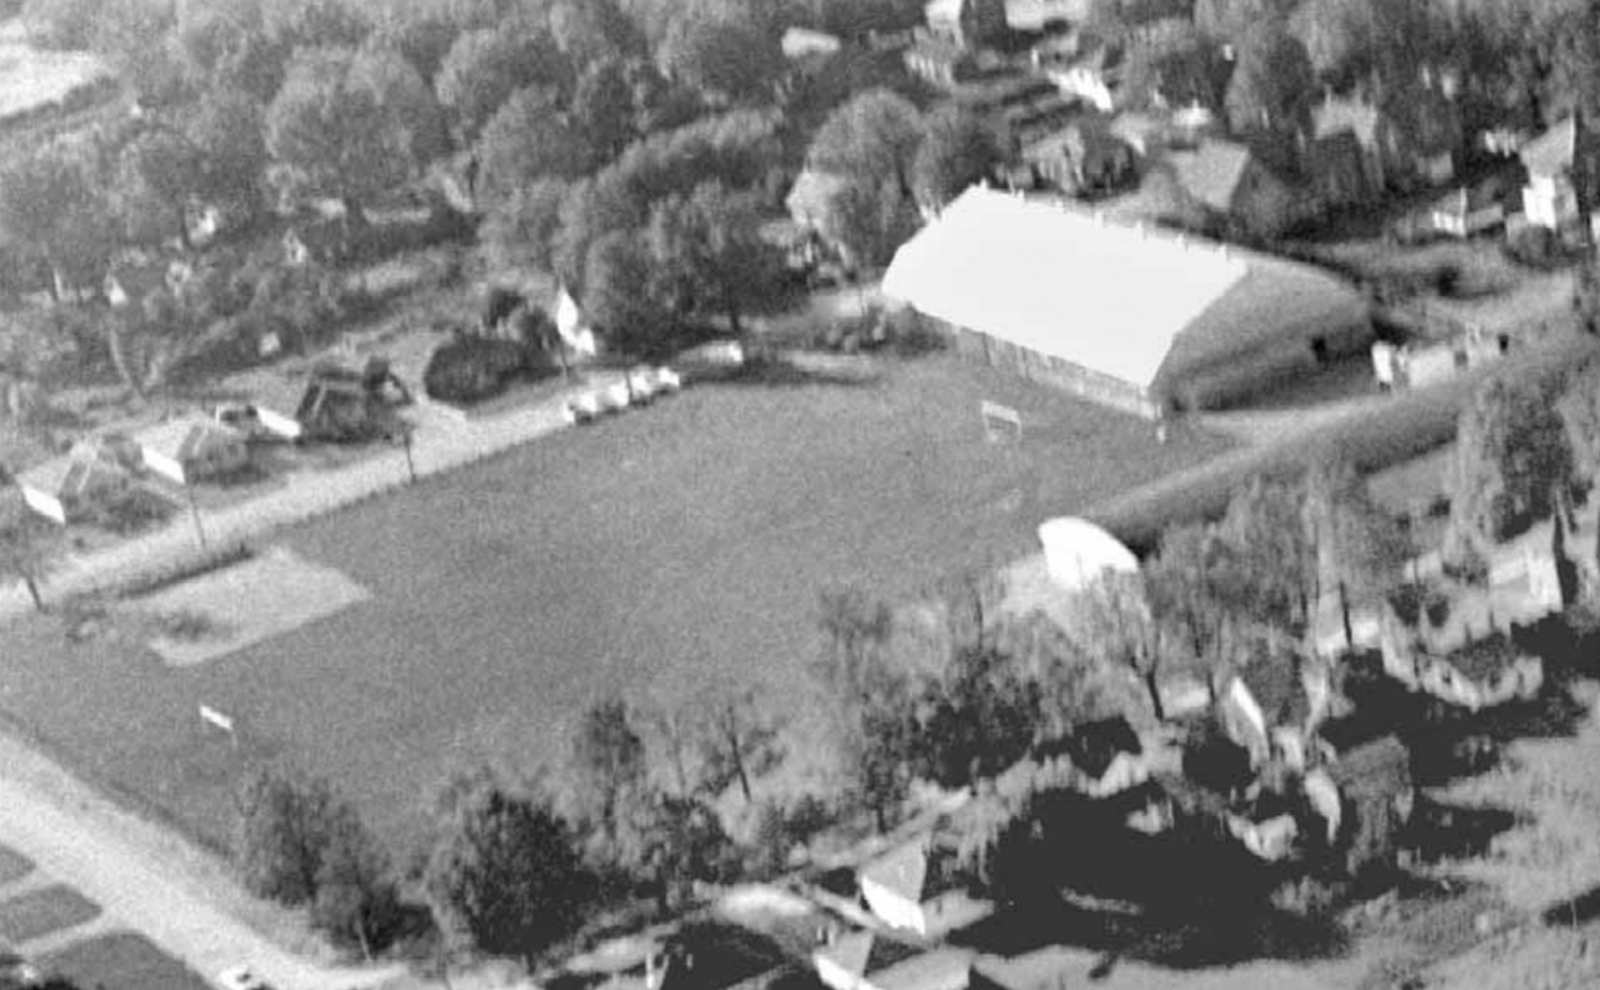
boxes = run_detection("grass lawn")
[40,932,211,990]
[0,885,100,943]
[0,844,32,886]
[0,355,1230,854]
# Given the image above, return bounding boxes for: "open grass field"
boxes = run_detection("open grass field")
[0,355,1230,853]
[0,884,99,944]
[41,932,212,990]
[0,21,111,123]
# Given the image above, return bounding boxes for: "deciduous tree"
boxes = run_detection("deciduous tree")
[480,178,569,273]
[570,695,648,843]
[1304,456,1412,646]
[808,89,924,196]
[435,25,570,141]
[1224,19,1317,145]
[615,790,734,910]
[0,513,61,611]
[693,685,786,802]
[266,46,445,223]
[581,229,672,354]
[1448,371,1575,552]
[655,0,781,104]
[1069,571,1175,721]
[911,106,1002,212]
[425,775,590,966]
[1217,475,1318,635]
[571,58,639,164]
[310,806,400,960]
[232,768,339,905]
[184,88,270,221]
[644,181,791,333]
[477,86,592,200]
[114,129,205,249]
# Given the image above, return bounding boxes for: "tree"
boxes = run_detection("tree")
[911,106,1002,212]
[822,176,918,273]
[808,89,924,196]
[114,129,206,249]
[310,806,400,960]
[1142,523,1240,668]
[435,26,570,141]
[914,638,1042,789]
[1216,475,1318,635]
[693,686,786,802]
[175,0,290,102]
[477,86,592,200]
[615,790,734,910]
[267,46,445,222]
[1069,571,1175,721]
[0,513,61,611]
[19,0,103,50]
[263,0,372,52]
[0,148,115,302]
[1118,21,1231,112]
[582,229,673,354]
[1224,19,1316,147]
[232,768,339,905]
[813,588,915,830]
[549,0,644,65]
[1304,456,1412,646]
[570,695,647,844]
[1194,0,1295,43]
[425,776,590,966]
[644,181,791,334]
[480,178,569,273]
[655,0,781,104]
[571,58,639,164]
[184,88,270,220]
[1558,357,1600,490]
[1448,371,1575,552]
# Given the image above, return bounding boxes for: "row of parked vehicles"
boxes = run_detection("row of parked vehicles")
[561,365,684,425]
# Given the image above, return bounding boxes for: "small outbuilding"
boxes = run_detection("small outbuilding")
[17,456,130,525]
[135,417,249,486]
[1037,517,1140,594]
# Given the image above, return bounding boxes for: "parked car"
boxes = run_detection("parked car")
[217,965,277,990]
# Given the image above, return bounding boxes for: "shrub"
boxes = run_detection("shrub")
[423,332,551,405]
[1503,226,1563,270]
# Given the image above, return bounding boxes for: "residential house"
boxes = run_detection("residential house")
[1325,734,1413,875]
[1018,119,1136,195]
[1313,88,1461,196]
[1416,634,1545,712]
[1519,113,1600,239]
[554,284,601,358]
[134,417,249,486]
[1216,644,1333,769]
[17,456,130,525]
[1312,94,1385,193]
[815,935,973,990]
[1005,0,1092,33]
[923,0,1008,51]
[856,838,991,938]
[1047,43,1119,113]
[904,33,979,87]
[1428,180,1508,239]
[1166,138,1301,239]
[1306,129,1371,210]
[782,27,843,62]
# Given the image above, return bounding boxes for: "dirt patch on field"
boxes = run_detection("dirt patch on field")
[132,546,371,666]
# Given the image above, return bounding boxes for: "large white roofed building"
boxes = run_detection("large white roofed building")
[882,186,1372,415]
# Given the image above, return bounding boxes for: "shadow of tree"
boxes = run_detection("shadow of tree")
[1401,796,1523,865]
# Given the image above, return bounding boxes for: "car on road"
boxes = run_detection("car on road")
[217,965,277,990]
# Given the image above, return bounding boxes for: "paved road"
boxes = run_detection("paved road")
[0,374,624,621]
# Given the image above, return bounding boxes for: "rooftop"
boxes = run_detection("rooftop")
[1166,139,1257,212]
[17,455,125,497]
[133,417,242,461]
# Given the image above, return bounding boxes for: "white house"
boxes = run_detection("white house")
[856,839,991,938]
[554,285,600,358]
[17,456,130,525]
[135,417,249,486]
[1519,115,1600,237]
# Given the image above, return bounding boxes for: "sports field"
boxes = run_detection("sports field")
[0,355,1231,853]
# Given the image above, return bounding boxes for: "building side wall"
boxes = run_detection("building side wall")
[932,316,1161,419]
[21,486,67,525]
[860,877,928,934]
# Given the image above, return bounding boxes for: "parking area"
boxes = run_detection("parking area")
[0,840,211,990]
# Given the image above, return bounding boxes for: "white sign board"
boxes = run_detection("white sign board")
[980,400,1022,442]
[199,704,235,734]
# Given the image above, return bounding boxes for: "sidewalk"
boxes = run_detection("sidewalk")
[0,373,623,622]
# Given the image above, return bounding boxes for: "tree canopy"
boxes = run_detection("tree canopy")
[435,25,570,141]
[912,106,1003,212]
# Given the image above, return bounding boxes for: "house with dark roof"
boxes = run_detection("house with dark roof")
[924,0,1008,51]
[1313,87,1461,197]
[1166,138,1299,239]
[856,838,991,938]
[814,935,973,990]
[1519,114,1600,238]
[134,417,249,486]
[1326,734,1413,875]
[1020,118,1135,196]
[17,455,130,525]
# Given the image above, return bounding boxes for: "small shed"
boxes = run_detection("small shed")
[17,456,130,525]
[135,417,249,486]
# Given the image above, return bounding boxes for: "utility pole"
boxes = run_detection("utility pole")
[184,480,207,548]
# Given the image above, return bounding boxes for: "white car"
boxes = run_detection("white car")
[597,381,633,412]
[626,366,661,403]
[217,965,277,990]
[654,366,683,392]
[562,392,604,425]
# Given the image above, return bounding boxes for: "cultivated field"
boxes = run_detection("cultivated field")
[0,355,1230,852]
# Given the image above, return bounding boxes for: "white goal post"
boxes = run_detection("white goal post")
[980,400,1023,442]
